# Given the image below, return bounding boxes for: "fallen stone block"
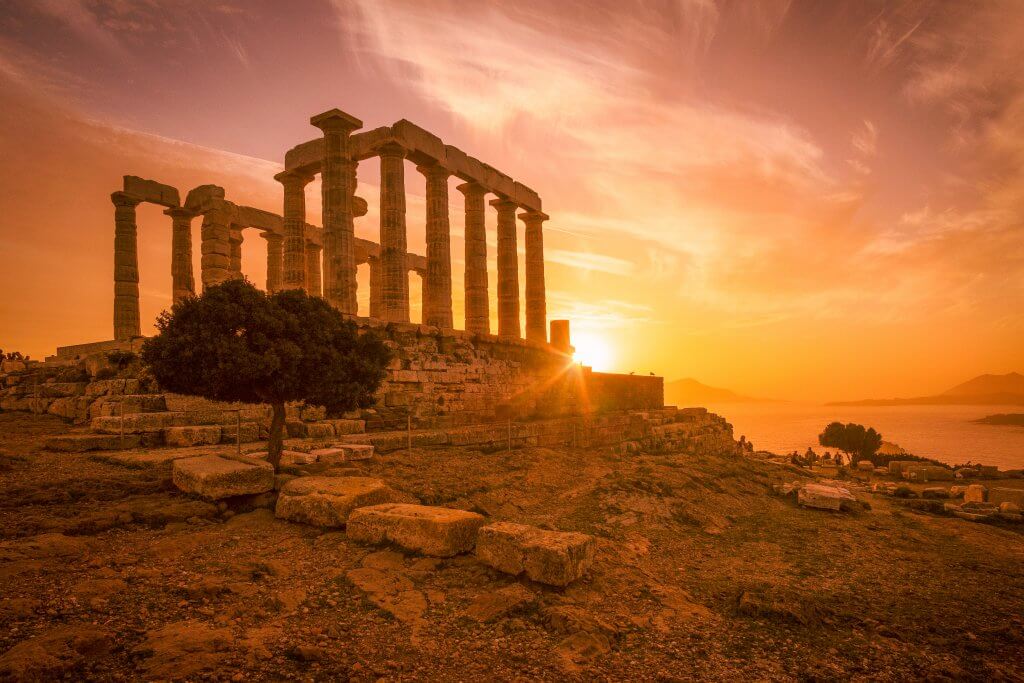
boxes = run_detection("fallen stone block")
[922,487,950,499]
[275,477,403,527]
[855,461,874,472]
[347,504,485,557]
[964,484,987,503]
[954,510,994,523]
[475,522,596,587]
[164,426,222,448]
[325,419,365,435]
[999,501,1021,514]
[798,484,857,511]
[904,465,954,482]
[888,460,918,476]
[949,485,968,498]
[312,444,374,464]
[304,423,335,439]
[988,488,1024,508]
[44,433,143,452]
[172,454,274,500]
[250,450,318,466]
[91,412,184,434]
[219,422,261,444]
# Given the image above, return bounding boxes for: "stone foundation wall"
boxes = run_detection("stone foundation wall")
[30,320,664,427]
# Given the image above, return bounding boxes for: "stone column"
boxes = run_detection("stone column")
[164,207,195,302]
[368,256,383,319]
[306,242,322,297]
[520,210,549,343]
[457,182,489,335]
[264,232,283,293]
[378,142,409,322]
[112,192,141,340]
[417,162,453,328]
[311,109,362,313]
[200,203,232,290]
[274,170,312,291]
[491,198,521,338]
[228,228,244,279]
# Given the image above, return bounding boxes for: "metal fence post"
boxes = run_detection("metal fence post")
[236,409,241,456]
[407,414,412,452]
[507,417,512,452]
[119,401,124,450]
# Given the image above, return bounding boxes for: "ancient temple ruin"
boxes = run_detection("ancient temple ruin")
[110,108,551,346]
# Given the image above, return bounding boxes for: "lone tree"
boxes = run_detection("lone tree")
[141,279,391,471]
[818,421,883,465]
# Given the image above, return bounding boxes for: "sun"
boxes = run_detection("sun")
[572,331,614,371]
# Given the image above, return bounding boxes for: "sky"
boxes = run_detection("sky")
[0,0,1021,402]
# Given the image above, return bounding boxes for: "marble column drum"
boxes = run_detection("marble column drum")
[378,142,409,322]
[264,232,283,293]
[112,192,142,340]
[418,162,453,329]
[520,210,548,343]
[275,170,311,291]
[458,182,489,335]
[165,207,196,302]
[491,198,521,339]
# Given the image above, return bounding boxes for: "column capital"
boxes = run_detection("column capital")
[518,210,549,224]
[416,161,452,181]
[456,182,487,199]
[489,197,518,211]
[310,108,363,133]
[305,241,322,251]
[273,169,314,187]
[377,141,407,159]
[163,206,196,219]
[111,191,142,208]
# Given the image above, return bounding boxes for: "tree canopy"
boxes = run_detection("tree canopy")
[141,279,391,469]
[818,421,883,465]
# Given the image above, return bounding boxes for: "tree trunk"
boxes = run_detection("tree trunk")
[268,402,286,472]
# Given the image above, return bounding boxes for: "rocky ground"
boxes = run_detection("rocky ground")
[1,411,1023,681]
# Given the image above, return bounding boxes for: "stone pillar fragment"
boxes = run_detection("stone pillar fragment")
[112,191,142,340]
[457,182,489,335]
[520,210,548,343]
[491,198,521,338]
[417,162,453,328]
[306,243,322,297]
[274,170,312,291]
[368,256,383,319]
[199,204,232,290]
[264,233,283,293]
[378,142,409,322]
[164,207,196,302]
[228,228,244,279]
[311,109,363,313]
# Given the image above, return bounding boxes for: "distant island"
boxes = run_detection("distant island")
[828,372,1024,407]
[974,413,1024,426]
[665,378,770,405]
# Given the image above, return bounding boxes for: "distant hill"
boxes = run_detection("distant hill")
[665,378,767,406]
[829,372,1024,406]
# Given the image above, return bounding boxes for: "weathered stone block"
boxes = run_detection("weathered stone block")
[347,504,485,557]
[219,422,261,444]
[325,419,365,435]
[275,477,402,527]
[44,433,143,452]
[798,484,856,511]
[164,426,222,448]
[988,488,1024,507]
[172,455,274,500]
[92,412,184,434]
[304,423,335,439]
[904,465,954,482]
[964,484,987,503]
[475,522,595,586]
[310,444,374,464]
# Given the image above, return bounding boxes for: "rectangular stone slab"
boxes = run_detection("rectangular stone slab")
[172,454,274,500]
[347,504,485,557]
[311,445,374,464]
[164,426,222,448]
[475,522,595,586]
[797,484,854,511]
[275,476,401,527]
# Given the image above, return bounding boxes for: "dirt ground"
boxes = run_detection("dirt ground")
[1,411,1023,682]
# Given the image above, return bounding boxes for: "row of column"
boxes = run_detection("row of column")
[278,111,548,342]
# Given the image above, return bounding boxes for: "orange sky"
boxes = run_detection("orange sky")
[0,0,1021,401]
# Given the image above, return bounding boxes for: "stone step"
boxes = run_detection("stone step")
[171,454,275,500]
[275,476,405,527]
[475,522,595,586]
[347,504,485,557]
[43,433,156,452]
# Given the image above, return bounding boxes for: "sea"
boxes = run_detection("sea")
[704,402,1024,471]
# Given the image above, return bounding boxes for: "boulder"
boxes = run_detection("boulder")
[347,504,485,557]
[964,484,987,504]
[275,477,403,527]
[475,522,596,587]
[988,488,1024,508]
[798,483,857,511]
[164,426,222,448]
[172,454,274,500]
[311,444,374,464]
